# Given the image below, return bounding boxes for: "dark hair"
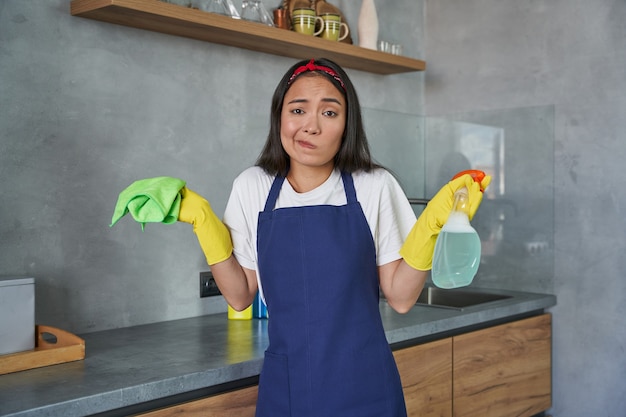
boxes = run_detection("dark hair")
[256,58,380,176]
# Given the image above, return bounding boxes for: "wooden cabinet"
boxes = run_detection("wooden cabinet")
[395,314,551,417]
[136,384,258,417]
[135,314,550,417]
[394,338,453,417]
[70,0,426,75]
[453,314,552,417]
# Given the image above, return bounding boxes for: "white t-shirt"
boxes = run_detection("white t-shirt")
[223,166,417,276]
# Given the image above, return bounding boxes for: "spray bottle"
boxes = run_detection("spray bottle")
[431,170,485,289]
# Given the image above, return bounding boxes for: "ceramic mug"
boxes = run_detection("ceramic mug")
[292,8,323,36]
[319,13,349,42]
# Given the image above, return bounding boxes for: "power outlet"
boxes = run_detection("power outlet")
[200,271,221,298]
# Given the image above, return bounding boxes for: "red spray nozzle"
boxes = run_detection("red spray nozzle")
[452,169,487,192]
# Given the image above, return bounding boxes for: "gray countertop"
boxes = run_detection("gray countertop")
[0,287,555,417]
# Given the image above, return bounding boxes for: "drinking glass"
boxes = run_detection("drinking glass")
[196,0,240,18]
[240,0,274,26]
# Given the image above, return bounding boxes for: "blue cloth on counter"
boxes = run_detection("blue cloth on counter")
[110,176,186,230]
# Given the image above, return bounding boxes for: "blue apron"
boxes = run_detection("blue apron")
[255,172,407,417]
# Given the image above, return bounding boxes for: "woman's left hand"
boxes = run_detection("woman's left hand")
[399,173,491,271]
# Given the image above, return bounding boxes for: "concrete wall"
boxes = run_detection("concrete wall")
[4,0,622,415]
[0,0,424,331]
[424,0,626,415]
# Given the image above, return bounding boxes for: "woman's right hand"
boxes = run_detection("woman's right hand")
[179,187,233,265]
[178,187,209,225]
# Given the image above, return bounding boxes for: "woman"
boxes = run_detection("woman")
[179,58,490,416]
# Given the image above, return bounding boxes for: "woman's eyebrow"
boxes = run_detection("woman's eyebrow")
[322,97,342,105]
[287,98,308,104]
[286,97,342,105]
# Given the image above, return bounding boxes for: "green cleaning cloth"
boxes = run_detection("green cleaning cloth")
[110,176,186,230]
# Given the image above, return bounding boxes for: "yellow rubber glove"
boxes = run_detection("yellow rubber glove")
[178,187,233,265]
[400,174,491,271]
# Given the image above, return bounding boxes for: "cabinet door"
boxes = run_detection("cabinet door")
[137,385,258,417]
[394,338,453,417]
[453,314,552,417]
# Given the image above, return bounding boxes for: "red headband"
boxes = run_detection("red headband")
[288,59,346,91]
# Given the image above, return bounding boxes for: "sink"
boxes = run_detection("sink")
[415,287,512,311]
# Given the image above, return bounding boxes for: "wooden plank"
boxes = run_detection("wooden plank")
[70,0,426,74]
[453,314,552,417]
[394,338,453,417]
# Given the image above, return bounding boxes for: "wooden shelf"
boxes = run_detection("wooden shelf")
[70,0,426,75]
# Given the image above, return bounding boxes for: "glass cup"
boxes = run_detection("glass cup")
[319,13,349,42]
[391,43,403,56]
[291,8,323,36]
[378,40,390,53]
[377,40,403,56]
[197,0,241,18]
[241,0,274,26]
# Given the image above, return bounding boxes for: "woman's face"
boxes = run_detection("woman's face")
[280,74,346,173]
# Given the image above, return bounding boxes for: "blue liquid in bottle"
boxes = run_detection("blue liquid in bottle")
[252,291,268,318]
[431,189,481,289]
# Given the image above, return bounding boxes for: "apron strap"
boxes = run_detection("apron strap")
[340,171,358,204]
[263,175,286,212]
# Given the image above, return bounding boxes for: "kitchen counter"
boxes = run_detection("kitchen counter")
[0,287,555,417]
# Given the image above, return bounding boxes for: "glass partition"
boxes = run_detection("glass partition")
[364,106,554,293]
[362,108,426,217]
